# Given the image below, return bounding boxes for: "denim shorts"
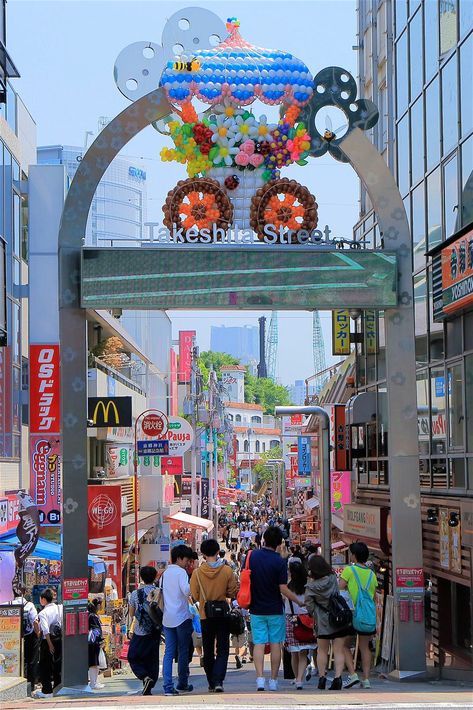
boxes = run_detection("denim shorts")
[251,614,286,645]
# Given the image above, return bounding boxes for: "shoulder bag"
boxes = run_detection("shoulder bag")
[196,569,229,619]
[289,601,316,643]
[236,549,252,609]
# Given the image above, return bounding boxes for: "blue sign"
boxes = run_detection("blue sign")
[137,439,169,456]
[128,166,146,181]
[435,376,445,398]
[298,436,311,474]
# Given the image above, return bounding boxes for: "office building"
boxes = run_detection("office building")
[210,324,259,365]
[354,0,472,679]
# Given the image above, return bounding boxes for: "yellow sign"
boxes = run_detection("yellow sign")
[94,400,119,425]
[332,310,350,355]
[87,397,132,427]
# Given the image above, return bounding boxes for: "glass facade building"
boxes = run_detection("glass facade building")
[355,0,472,678]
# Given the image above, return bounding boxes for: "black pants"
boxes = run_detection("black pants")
[23,632,40,686]
[201,618,230,688]
[127,632,160,686]
[39,637,61,694]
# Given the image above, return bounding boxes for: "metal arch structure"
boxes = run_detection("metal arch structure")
[58,88,423,686]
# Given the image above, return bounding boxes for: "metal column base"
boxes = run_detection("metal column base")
[388,669,428,682]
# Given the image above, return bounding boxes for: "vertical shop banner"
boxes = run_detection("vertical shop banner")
[364,310,378,354]
[201,478,210,519]
[30,437,61,525]
[332,310,350,355]
[0,346,11,456]
[88,485,122,597]
[334,404,347,471]
[178,330,195,383]
[297,436,311,474]
[169,348,178,416]
[330,471,351,515]
[29,345,61,434]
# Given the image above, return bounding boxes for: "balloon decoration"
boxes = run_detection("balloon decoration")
[162,177,233,239]
[250,178,318,242]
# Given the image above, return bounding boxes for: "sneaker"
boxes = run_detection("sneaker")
[164,688,179,696]
[317,676,327,690]
[361,679,371,689]
[176,684,193,693]
[235,655,242,669]
[329,676,343,690]
[142,677,154,696]
[296,682,303,690]
[344,673,360,689]
[268,678,278,691]
[200,657,205,667]
[91,682,105,689]
[241,658,247,664]
[33,691,53,699]
[215,685,224,693]
[256,677,266,691]
[305,667,312,682]
[208,687,216,693]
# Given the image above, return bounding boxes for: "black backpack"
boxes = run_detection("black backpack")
[327,592,353,629]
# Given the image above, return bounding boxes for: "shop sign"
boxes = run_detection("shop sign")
[161,457,183,476]
[332,310,350,355]
[0,605,22,676]
[331,471,351,515]
[167,416,194,454]
[169,348,178,416]
[182,477,192,497]
[137,439,169,456]
[297,436,311,474]
[87,397,132,428]
[460,500,473,548]
[63,578,88,604]
[88,485,122,597]
[106,444,133,477]
[29,436,61,526]
[365,310,377,354]
[334,405,347,471]
[0,495,19,535]
[433,226,473,319]
[29,345,61,434]
[291,414,303,425]
[178,330,195,383]
[344,504,380,539]
[395,567,424,593]
[201,478,210,519]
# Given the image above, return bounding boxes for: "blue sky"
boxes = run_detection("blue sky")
[9,0,359,385]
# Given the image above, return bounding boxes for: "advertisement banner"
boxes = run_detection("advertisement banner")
[343,504,381,539]
[0,605,22,676]
[161,457,183,476]
[330,471,351,515]
[182,477,192,497]
[12,493,41,596]
[0,496,19,535]
[441,227,473,315]
[334,405,347,471]
[29,436,61,526]
[201,478,210,519]
[88,485,122,597]
[332,310,350,355]
[168,416,194,455]
[29,345,61,434]
[178,330,195,383]
[297,436,311,474]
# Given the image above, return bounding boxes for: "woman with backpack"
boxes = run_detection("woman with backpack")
[339,542,378,689]
[284,561,316,690]
[128,566,161,696]
[304,555,350,690]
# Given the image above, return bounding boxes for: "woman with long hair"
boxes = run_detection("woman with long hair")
[305,555,349,691]
[284,561,317,689]
[88,599,105,690]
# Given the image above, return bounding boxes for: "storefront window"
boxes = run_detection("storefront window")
[414,271,428,366]
[409,10,424,100]
[431,367,447,454]
[377,386,388,457]
[460,34,473,138]
[425,0,439,82]
[443,153,459,239]
[428,266,445,360]
[446,317,462,358]
[465,354,473,453]
[441,55,458,156]
[396,31,409,118]
[431,457,447,487]
[426,79,440,170]
[377,312,386,381]
[447,362,464,449]
[427,167,442,248]
[417,371,430,454]
[440,0,458,56]
[461,135,473,228]
[419,458,431,488]
[449,458,466,488]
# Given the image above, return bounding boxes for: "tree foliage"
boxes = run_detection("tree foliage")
[252,446,284,483]
[198,351,240,384]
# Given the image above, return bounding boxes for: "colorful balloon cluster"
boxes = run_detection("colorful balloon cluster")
[263,116,311,180]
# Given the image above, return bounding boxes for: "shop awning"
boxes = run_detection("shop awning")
[122,511,158,543]
[304,497,320,512]
[166,511,214,532]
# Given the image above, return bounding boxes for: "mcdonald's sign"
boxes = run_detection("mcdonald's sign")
[87,397,132,427]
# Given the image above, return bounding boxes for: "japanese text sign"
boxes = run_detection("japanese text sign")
[29,345,61,434]
[332,310,350,355]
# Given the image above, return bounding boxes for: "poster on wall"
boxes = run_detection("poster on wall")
[449,509,462,574]
[439,508,450,570]
[0,605,22,676]
[88,485,122,597]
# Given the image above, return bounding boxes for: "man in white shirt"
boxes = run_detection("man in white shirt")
[35,588,62,698]
[161,545,194,697]
[12,586,39,687]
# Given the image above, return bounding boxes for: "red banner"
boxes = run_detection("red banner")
[88,485,122,597]
[0,346,11,456]
[178,331,195,383]
[29,345,60,434]
[170,348,178,416]
[161,456,183,476]
[0,495,19,535]
[29,436,62,526]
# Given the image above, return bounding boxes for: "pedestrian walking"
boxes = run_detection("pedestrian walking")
[284,562,316,690]
[190,538,239,693]
[339,542,378,689]
[248,526,300,692]
[87,599,105,690]
[305,555,351,690]
[161,545,195,697]
[11,586,39,688]
[35,588,62,698]
[127,565,161,695]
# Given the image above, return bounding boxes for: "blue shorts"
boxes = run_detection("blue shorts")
[251,614,286,645]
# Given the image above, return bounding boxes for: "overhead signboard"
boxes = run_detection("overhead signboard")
[432,226,473,320]
[332,310,350,355]
[81,247,398,310]
[87,397,132,427]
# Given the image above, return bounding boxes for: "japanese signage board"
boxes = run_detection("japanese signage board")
[178,330,195,383]
[201,478,210,519]
[433,226,473,319]
[0,496,19,535]
[395,567,424,593]
[297,436,311,474]
[0,605,22,676]
[29,436,62,526]
[334,404,347,471]
[137,439,169,456]
[344,504,381,540]
[29,345,61,434]
[161,457,183,476]
[364,310,377,354]
[63,578,89,604]
[87,397,132,428]
[88,485,122,597]
[182,477,192,497]
[331,471,351,515]
[141,412,168,438]
[168,416,194,454]
[332,310,350,355]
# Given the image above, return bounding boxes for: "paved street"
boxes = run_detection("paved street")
[2,661,471,709]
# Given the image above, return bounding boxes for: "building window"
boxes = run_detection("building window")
[449,457,466,488]
[235,439,239,452]
[460,34,473,139]
[431,367,447,455]
[425,0,439,82]
[251,415,261,424]
[244,439,249,453]
[227,413,233,421]
[460,0,473,38]
[262,442,266,452]
[426,79,441,170]
[270,439,279,450]
[235,414,241,423]
[440,0,458,56]
[412,184,426,272]
[427,167,442,249]
[414,272,428,367]
[461,135,473,228]
[395,0,408,36]
[447,362,464,449]
[396,30,409,118]
[466,355,473,454]
[397,114,410,197]
[410,97,424,186]
[441,55,458,156]
[443,153,459,239]
[409,8,424,101]
[255,440,260,453]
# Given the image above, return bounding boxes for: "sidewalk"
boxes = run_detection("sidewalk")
[2,659,471,709]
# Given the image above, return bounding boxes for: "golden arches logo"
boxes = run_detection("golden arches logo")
[92,399,120,425]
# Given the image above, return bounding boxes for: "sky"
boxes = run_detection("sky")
[8,0,359,385]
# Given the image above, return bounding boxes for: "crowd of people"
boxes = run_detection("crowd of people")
[127,499,378,696]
